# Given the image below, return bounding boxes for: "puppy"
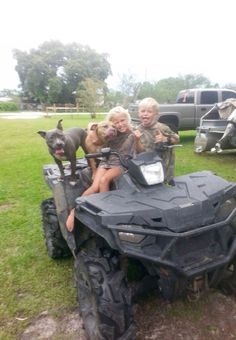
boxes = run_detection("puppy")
[85,121,117,174]
[38,119,87,184]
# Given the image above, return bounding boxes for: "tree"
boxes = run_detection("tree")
[13,41,111,105]
[118,73,141,107]
[224,83,236,91]
[47,77,64,104]
[138,81,158,101]
[137,73,217,103]
[76,78,105,117]
[104,89,124,109]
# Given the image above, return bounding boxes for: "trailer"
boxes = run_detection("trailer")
[194,98,236,153]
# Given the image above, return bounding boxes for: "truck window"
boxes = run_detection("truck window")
[176,91,194,103]
[200,91,218,104]
[222,91,236,101]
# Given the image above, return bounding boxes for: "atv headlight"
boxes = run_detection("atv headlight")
[127,152,165,186]
[140,162,164,185]
[118,225,146,243]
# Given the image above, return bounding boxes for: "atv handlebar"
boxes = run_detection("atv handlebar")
[85,144,182,162]
[85,147,129,168]
[154,142,182,151]
[85,147,114,159]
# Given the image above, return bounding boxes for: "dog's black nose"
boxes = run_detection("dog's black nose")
[56,142,64,147]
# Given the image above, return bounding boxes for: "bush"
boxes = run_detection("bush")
[0,102,19,112]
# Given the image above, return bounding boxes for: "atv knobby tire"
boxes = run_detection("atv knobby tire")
[41,198,71,259]
[75,246,135,340]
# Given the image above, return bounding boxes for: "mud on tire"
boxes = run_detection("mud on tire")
[41,198,71,259]
[75,246,135,340]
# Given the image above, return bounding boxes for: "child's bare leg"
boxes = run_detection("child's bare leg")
[82,167,107,196]
[66,168,108,232]
[99,167,122,192]
[66,208,75,232]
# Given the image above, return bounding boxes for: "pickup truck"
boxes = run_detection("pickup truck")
[128,88,236,131]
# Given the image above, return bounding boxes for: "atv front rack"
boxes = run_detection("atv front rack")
[105,208,236,277]
[78,200,236,278]
[107,207,236,238]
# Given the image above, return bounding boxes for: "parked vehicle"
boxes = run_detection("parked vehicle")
[40,146,236,339]
[194,99,236,153]
[129,88,236,131]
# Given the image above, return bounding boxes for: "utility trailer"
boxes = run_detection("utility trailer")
[194,99,236,153]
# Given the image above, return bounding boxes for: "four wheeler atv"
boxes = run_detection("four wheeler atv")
[40,146,236,339]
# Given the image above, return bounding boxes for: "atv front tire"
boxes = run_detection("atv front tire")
[75,246,135,340]
[217,258,236,294]
[41,198,71,259]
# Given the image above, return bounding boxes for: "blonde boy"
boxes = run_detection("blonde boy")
[134,97,179,185]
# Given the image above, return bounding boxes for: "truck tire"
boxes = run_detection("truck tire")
[41,198,71,259]
[75,246,135,340]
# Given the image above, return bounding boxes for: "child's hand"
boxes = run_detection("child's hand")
[133,129,143,140]
[155,131,168,143]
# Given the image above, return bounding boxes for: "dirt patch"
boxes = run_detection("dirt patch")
[0,203,13,212]
[135,290,236,340]
[20,310,86,340]
[20,290,236,339]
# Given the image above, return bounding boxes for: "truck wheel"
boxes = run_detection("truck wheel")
[75,246,135,340]
[41,198,71,259]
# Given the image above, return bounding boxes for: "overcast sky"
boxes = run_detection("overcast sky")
[1,0,236,91]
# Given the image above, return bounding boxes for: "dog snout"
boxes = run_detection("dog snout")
[107,126,117,138]
[54,138,65,148]
[56,142,64,148]
[109,125,117,133]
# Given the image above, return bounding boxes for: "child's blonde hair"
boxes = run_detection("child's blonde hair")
[138,97,160,113]
[106,106,131,124]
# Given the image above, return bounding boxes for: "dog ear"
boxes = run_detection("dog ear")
[88,123,98,131]
[37,131,46,138]
[57,119,63,130]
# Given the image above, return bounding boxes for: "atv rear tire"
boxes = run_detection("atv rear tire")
[41,198,71,259]
[75,246,135,340]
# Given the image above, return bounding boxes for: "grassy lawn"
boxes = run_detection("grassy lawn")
[0,115,236,338]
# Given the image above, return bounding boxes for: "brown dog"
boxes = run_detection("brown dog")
[85,121,117,174]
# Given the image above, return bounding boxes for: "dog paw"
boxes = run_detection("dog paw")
[215,143,222,153]
[211,144,223,154]
[210,147,216,153]
[195,146,203,153]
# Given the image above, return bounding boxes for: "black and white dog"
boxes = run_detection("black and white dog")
[211,109,236,153]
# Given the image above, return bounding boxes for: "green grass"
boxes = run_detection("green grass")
[0,116,235,338]
[0,115,105,339]
[175,130,236,182]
